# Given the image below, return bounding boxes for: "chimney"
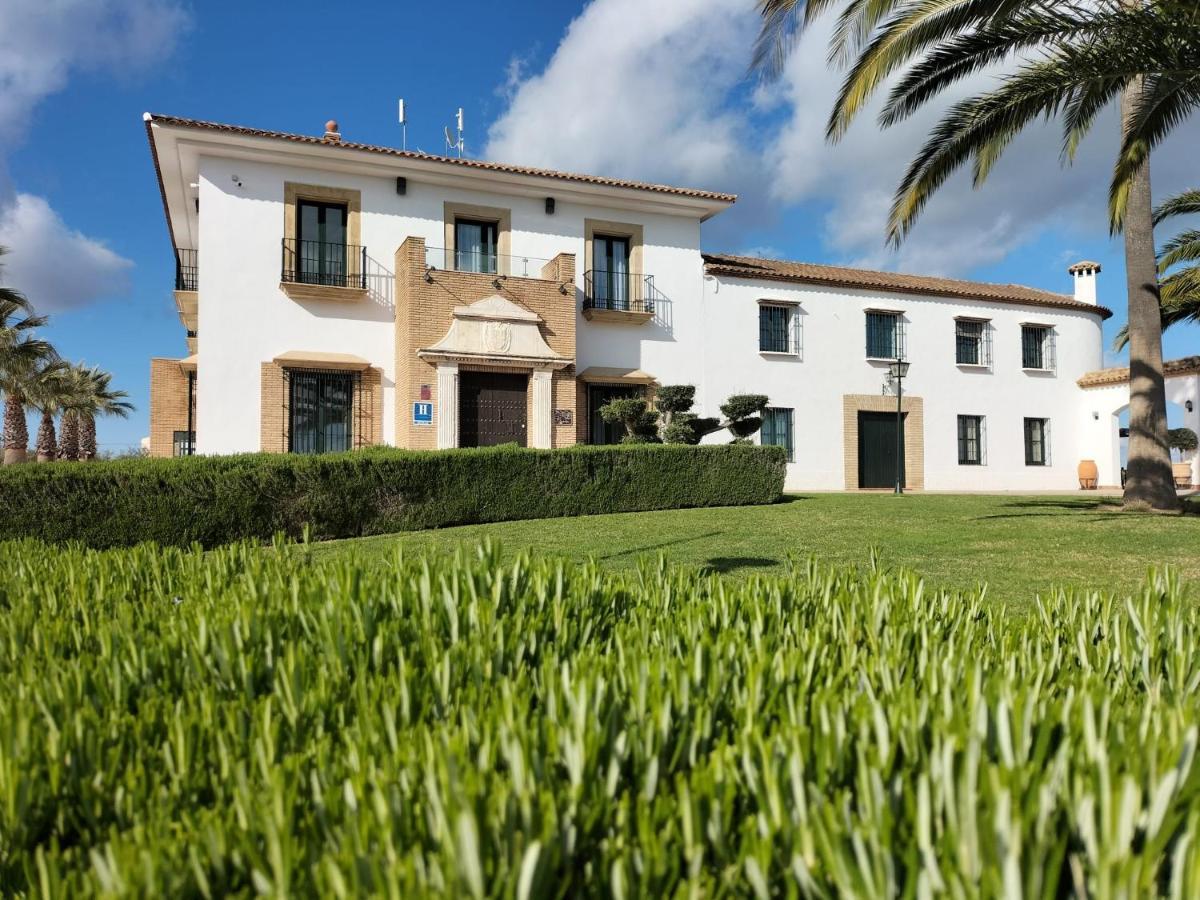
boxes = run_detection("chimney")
[1068,260,1101,304]
[323,119,341,141]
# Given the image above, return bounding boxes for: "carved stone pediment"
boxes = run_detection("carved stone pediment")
[418,294,570,368]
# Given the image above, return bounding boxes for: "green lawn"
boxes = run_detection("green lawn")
[312,493,1200,610]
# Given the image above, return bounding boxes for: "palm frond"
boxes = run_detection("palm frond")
[1157,229,1200,271]
[752,0,847,79]
[1153,189,1200,226]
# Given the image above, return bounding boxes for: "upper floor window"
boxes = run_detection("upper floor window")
[759,303,798,354]
[955,318,991,367]
[296,200,348,286]
[592,234,631,309]
[1024,417,1050,466]
[1021,325,1055,371]
[455,218,499,274]
[865,311,905,360]
[761,407,795,462]
[957,415,985,465]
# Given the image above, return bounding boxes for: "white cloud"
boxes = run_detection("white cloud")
[490,0,1200,281]
[0,194,132,311]
[485,0,756,189]
[0,0,187,310]
[0,0,188,145]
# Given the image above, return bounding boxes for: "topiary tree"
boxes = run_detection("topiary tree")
[720,394,770,444]
[1168,427,1198,461]
[656,384,702,444]
[599,397,660,444]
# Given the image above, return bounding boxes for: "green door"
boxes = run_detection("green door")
[859,411,905,489]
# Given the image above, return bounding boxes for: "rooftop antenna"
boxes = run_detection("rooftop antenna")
[444,107,465,157]
[397,98,407,151]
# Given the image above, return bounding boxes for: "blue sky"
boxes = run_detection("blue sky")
[1,0,1196,452]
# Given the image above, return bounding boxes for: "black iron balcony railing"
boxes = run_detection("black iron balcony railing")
[583,270,655,314]
[175,248,198,291]
[281,238,367,289]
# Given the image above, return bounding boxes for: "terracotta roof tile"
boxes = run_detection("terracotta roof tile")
[145,114,737,203]
[1078,355,1200,388]
[703,252,1113,319]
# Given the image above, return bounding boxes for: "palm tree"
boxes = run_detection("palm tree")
[753,0,1199,510]
[1114,189,1200,349]
[1,249,56,464]
[23,359,73,462]
[0,306,49,464]
[70,365,134,461]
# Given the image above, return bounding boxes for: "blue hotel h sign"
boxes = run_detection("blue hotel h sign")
[413,402,433,425]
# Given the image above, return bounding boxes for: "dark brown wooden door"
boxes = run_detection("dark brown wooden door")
[459,372,528,447]
[859,411,905,489]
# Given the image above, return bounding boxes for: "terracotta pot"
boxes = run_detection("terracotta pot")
[1077,459,1098,490]
[1173,462,1193,488]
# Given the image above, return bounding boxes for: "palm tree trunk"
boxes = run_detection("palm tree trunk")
[1120,79,1177,511]
[35,410,57,462]
[58,410,79,462]
[80,414,97,461]
[3,393,28,464]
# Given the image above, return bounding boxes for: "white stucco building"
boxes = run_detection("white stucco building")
[144,112,1193,491]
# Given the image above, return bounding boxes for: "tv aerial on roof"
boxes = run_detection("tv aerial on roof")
[444,107,465,158]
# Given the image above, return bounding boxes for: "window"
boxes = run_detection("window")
[866,311,904,359]
[455,218,499,274]
[957,415,985,465]
[288,369,355,454]
[759,304,797,354]
[1021,325,1055,370]
[296,200,348,286]
[1024,417,1050,466]
[761,408,795,462]
[172,430,195,457]
[592,235,631,310]
[955,319,991,366]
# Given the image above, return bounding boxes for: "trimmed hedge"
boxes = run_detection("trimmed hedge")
[0,443,785,548]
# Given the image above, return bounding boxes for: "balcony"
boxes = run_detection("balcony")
[173,248,198,342]
[582,270,656,324]
[175,248,198,291]
[280,238,368,301]
[424,246,560,281]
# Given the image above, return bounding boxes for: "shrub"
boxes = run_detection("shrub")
[721,393,769,443]
[0,443,785,548]
[2,541,1200,895]
[598,397,660,443]
[1169,427,1198,460]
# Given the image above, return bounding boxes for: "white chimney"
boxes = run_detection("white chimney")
[1068,260,1101,304]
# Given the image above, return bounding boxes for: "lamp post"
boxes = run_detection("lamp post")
[888,359,910,494]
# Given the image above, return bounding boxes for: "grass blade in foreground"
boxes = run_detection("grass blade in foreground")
[1,539,1198,895]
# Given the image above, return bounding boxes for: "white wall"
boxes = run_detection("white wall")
[194,150,1110,493]
[1080,375,1200,487]
[194,154,706,454]
[696,275,1105,491]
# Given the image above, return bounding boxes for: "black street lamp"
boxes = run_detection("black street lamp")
[888,359,910,494]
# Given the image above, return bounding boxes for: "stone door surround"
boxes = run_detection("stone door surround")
[842,393,924,490]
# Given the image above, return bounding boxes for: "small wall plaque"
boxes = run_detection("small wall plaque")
[553,409,573,426]
[419,384,431,401]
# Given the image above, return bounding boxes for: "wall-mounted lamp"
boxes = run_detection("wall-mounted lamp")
[395,177,407,195]
[544,197,555,215]
[1092,411,1099,420]
[231,174,243,188]
[1188,400,1194,413]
